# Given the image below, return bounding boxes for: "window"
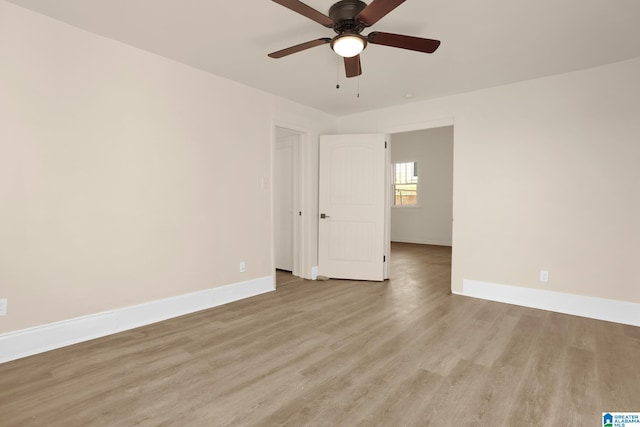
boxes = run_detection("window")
[394,162,418,206]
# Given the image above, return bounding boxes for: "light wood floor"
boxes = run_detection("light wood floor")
[1,243,638,426]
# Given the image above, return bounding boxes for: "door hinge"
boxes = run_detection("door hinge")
[383,255,386,262]
[385,141,387,148]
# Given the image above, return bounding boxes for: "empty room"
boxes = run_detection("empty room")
[1,0,639,426]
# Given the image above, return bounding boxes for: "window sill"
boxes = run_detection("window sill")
[392,205,423,210]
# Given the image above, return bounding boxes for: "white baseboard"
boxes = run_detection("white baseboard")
[0,276,274,364]
[457,279,640,327]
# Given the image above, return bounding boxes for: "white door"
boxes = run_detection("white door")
[318,134,387,281]
[274,134,294,271]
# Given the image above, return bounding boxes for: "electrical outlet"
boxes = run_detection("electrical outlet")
[0,298,7,316]
[239,261,246,273]
[539,270,549,283]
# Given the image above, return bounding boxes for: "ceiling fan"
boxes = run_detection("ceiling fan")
[268,0,441,78]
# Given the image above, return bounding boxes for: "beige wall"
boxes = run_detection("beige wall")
[390,127,453,245]
[338,58,640,303]
[0,2,335,333]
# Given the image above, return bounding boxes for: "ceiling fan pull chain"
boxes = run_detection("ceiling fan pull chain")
[357,75,360,98]
[336,56,341,89]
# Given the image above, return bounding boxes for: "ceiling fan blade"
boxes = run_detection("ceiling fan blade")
[271,0,334,27]
[368,32,441,53]
[344,55,362,78]
[268,38,331,58]
[357,0,406,27]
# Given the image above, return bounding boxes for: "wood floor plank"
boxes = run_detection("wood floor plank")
[557,346,599,426]
[407,359,490,426]
[506,312,568,425]
[595,320,640,412]
[1,243,638,426]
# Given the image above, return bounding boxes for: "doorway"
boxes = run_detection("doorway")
[388,125,454,281]
[273,126,305,283]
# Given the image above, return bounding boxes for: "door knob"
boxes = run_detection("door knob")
[320,213,330,219]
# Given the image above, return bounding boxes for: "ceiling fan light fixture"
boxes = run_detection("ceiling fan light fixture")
[331,34,366,58]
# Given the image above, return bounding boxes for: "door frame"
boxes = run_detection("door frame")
[271,123,311,282]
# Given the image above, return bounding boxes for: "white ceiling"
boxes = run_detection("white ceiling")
[7,0,640,115]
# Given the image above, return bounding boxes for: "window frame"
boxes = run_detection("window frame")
[392,161,420,208]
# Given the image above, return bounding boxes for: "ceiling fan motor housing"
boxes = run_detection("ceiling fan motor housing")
[329,0,367,34]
